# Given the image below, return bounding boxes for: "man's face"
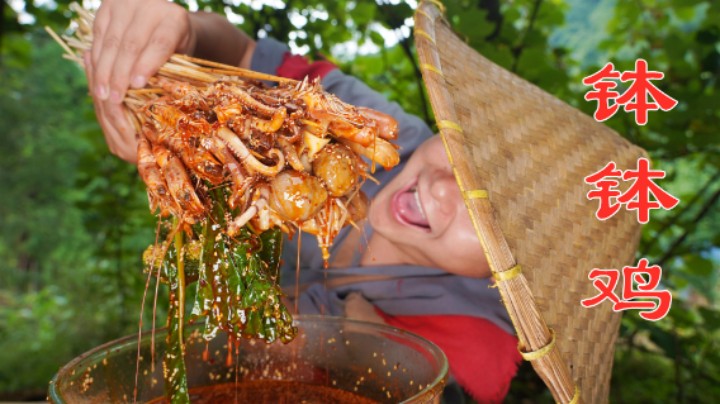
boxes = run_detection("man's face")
[368,136,490,278]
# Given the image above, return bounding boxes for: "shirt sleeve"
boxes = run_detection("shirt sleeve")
[250,37,290,78]
[376,310,522,403]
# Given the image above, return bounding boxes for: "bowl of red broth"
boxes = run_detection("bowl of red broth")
[48,315,448,403]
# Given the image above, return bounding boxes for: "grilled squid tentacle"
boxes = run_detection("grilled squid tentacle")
[278,137,306,172]
[227,86,276,117]
[213,103,244,125]
[251,107,287,133]
[227,204,259,237]
[216,126,285,177]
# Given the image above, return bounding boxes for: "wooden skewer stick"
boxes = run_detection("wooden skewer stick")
[50,3,291,88]
[158,64,218,84]
[45,26,77,60]
[173,54,297,84]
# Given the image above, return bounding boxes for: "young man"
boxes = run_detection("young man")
[85,1,521,401]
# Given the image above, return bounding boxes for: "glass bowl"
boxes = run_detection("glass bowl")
[49,315,448,403]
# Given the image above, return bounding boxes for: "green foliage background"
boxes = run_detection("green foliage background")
[1,0,718,401]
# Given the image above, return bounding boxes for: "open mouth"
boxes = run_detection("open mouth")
[392,183,430,231]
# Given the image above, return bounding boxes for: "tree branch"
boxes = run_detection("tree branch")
[399,36,433,127]
[511,0,543,73]
[0,0,5,65]
[674,328,684,402]
[641,168,720,256]
[379,46,406,101]
[477,0,503,41]
[656,183,720,268]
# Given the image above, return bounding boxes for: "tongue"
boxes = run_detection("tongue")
[397,190,429,227]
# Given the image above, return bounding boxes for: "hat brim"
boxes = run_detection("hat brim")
[414,2,646,402]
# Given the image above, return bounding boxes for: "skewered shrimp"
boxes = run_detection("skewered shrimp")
[339,137,400,171]
[151,144,206,223]
[137,136,173,215]
[92,64,400,260]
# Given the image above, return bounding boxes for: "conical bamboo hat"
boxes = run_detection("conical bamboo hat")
[414,1,646,403]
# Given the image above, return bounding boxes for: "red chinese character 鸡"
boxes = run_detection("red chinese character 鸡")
[581,259,672,321]
[581,268,622,308]
[614,258,672,321]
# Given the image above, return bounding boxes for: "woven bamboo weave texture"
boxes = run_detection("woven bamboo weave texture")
[414,2,646,403]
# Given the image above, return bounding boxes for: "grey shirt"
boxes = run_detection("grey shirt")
[251,38,513,335]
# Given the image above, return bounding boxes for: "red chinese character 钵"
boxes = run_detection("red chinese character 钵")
[618,157,679,224]
[585,158,679,223]
[616,59,678,125]
[582,62,621,122]
[584,161,623,220]
[582,59,677,125]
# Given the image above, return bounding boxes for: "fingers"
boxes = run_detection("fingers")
[85,0,191,163]
[131,14,189,87]
[103,8,158,102]
[90,1,110,80]
[90,0,131,101]
[103,103,139,163]
[85,51,139,163]
[89,0,190,104]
